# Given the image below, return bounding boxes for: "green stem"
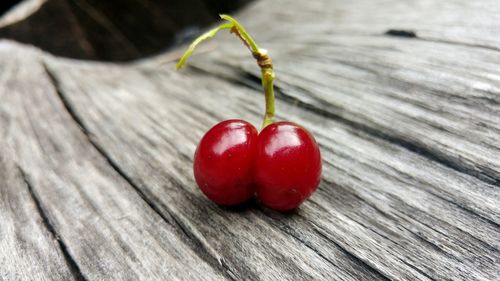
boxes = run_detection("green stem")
[176,23,233,70]
[261,67,275,128]
[219,15,259,53]
[176,14,276,130]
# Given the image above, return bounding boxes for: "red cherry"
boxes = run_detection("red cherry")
[179,16,323,211]
[193,119,258,205]
[254,121,322,211]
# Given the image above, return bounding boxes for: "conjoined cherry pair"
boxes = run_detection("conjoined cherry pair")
[177,15,322,211]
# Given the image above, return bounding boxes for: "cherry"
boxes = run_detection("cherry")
[178,15,322,210]
[193,120,258,205]
[255,122,322,211]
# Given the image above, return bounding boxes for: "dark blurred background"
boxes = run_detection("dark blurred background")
[0,0,20,15]
[0,0,251,61]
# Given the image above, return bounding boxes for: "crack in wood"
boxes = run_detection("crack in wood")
[327,149,500,229]
[258,209,390,280]
[42,61,240,281]
[416,37,500,52]
[386,192,500,255]
[384,29,417,38]
[18,167,87,281]
[309,226,393,281]
[427,190,500,229]
[400,259,437,281]
[264,222,345,279]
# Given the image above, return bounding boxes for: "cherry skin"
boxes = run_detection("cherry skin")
[193,119,258,205]
[254,121,322,211]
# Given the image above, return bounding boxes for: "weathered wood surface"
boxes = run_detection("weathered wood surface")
[1,0,499,280]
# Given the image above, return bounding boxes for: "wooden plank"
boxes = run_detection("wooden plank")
[44,45,499,280]
[0,155,76,280]
[0,41,227,280]
[237,0,500,50]
[43,55,385,281]
[0,0,499,279]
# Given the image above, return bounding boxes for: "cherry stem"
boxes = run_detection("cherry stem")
[176,14,276,129]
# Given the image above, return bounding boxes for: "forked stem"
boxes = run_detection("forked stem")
[176,15,276,129]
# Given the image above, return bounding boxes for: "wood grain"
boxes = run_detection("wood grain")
[0,153,76,280]
[0,0,499,280]
[0,42,226,280]
[42,49,499,280]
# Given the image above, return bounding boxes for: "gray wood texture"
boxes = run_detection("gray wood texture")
[1,0,499,280]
